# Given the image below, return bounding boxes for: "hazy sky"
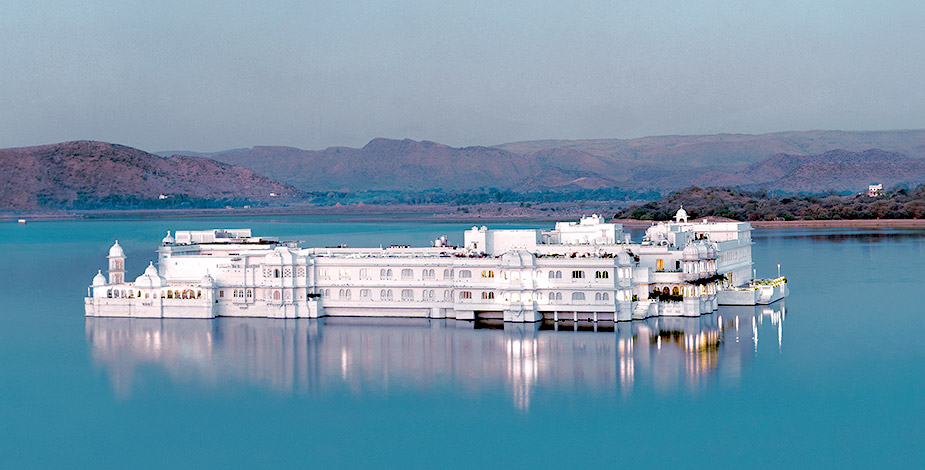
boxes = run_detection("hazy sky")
[2,0,923,152]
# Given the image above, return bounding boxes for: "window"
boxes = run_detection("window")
[459,291,472,300]
[424,289,435,300]
[595,292,610,301]
[443,269,454,279]
[423,269,435,280]
[550,292,562,301]
[571,292,585,301]
[339,269,351,280]
[381,269,393,280]
[219,290,224,298]
[360,289,371,299]
[273,290,280,300]
[481,270,495,278]
[401,269,414,280]
[481,291,495,300]
[274,269,280,278]
[444,290,451,300]
[572,270,584,279]
[359,268,370,279]
[401,289,414,301]
[339,289,351,300]
[380,289,393,301]
[459,270,472,279]
[595,271,609,279]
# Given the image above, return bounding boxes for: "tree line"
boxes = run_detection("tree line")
[613,186,925,221]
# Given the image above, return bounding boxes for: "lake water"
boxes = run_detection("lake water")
[1,218,923,468]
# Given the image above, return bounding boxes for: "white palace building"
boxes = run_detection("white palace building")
[85,209,787,322]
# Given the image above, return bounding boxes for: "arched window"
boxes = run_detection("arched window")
[662,286,671,294]
[459,291,472,300]
[401,269,414,280]
[595,292,602,301]
[401,289,414,301]
[273,290,281,300]
[548,271,555,279]
[459,270,472,279]
[571,292,585,301]
[481,291,495,300]
[672,286,680,296]
[274,269,280,278]
[602,293,609,301]
[596,271,609,279]
[555,271,562,279]
[572,270,584,279]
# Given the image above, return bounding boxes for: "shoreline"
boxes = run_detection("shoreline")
[6,205,925,229]
[1,202,622,224]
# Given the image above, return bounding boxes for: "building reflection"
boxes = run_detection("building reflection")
[86,302,786,409]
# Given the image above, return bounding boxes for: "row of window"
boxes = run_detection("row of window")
[547,270,611,279]
[310,267,626,282]
[263,267,305,279]
[107,288,201,300]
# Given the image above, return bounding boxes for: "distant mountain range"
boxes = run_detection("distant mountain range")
[0,141,300,211]
[4,130,925,212]
[161,129,925,193]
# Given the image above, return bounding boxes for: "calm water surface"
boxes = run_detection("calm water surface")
[1,218,923,468]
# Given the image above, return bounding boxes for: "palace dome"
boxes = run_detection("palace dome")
[200,273,215,288]
[108,240,124,258]
[92,270,107,286]
[162,230,175,244]
[133,262,166,288]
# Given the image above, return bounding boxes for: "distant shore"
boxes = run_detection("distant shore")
[7,204,925,229]
[2,201,625,223]
[612,218,925,229]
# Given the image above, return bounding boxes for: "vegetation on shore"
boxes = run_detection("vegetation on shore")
[303,187,661,206]
[614,186,925,221]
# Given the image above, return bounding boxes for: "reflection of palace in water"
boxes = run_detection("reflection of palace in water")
[86,302,786,410]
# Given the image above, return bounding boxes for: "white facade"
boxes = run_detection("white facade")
[85,213,787,322]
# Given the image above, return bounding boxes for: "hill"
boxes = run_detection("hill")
[614,186,925,222]
[0,141,301,211]
[725,149,925,193]
[167,130,925,193]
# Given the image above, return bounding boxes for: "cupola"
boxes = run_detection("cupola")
[92,270,107,286]
[674,204,689,223]
[108,240,125,258]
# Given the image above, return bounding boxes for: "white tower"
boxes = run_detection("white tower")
[108,240,126,284]
[675,204,689,223]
